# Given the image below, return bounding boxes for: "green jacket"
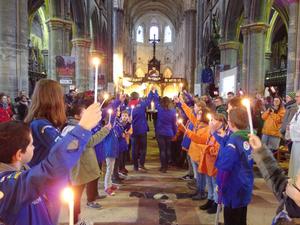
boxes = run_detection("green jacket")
[62,119,110,185]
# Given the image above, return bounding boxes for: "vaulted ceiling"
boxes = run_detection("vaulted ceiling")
[124,0,184,30]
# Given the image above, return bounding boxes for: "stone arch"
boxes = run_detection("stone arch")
[224,0,244,41]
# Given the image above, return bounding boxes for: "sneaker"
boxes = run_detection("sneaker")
[207,202,218,214]
[199,199,214,210]
[187,181,197,190]
[105,187,115,196]
[111,184,119,191]
[123,168,129,173]
[86,201,102,209]
[181,174,193,181]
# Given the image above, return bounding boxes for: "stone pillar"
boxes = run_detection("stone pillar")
[41,50,49,73]
[184,9,197,92]
[0,0,28,98]
[241,22,269,95]
[264,52,272,73]
[113,8,124,86]
[219,41,240,68]
[71,38,91,91]
[47,18,72,80]
[286,2,300,91]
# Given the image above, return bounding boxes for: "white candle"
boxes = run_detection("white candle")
[108,108,113,124]
[179,83,184,91]
[176,113,179,118]
[242,98,254,134]
[92,57,100,104]
[130,105,135,118]
[62,187,74,225]
[100,93,109,109]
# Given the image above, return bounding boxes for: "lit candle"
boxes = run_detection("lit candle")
[100,93,109,109]
[62,187,74,225]
[177,118,183,124]
[151,101,155,111]
[179,83,184,91]
[176,113,179,118]
[242,98,254,134]
[130,105,135,118]
[108,108,113,124]
[92,57,100,103]
[207,113,212,122]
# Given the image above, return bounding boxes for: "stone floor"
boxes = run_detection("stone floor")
[59,126,279,225]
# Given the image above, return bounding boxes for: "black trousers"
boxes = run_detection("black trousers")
[224,206,247,225]
[156,135,172,169]
[119,151,127,170]
[73,178,99,223]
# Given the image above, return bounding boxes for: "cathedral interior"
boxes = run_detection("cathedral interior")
[0,0,298,99]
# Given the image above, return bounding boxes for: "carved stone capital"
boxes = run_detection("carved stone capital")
[46,18,73,30]
[219,41,240,50]
[72,38,92,48]
[240,22,270,34]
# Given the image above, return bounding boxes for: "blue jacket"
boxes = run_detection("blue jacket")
[29,119,61,167]
[0,126,92,225]
[152,93,177,137]
[131,95,151,136]
[214,133,254,208]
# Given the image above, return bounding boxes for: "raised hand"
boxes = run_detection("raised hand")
[79,103,102,130]
[104,123,112,130]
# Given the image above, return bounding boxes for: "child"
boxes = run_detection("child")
[62,102,111,223]
[215,107,254,225]
[118,110,132,176]
[0,103,102,225]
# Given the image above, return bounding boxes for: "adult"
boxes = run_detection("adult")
[280,92,298,152]
[129,92,151,171]
[226,92,235,102]
[16,95,29,121]
[214,96,227,117]
[288,90,300,178]
[152,92,177,173]
[261,96,285,152]
[249,134,300,225]
[0,93,13,123]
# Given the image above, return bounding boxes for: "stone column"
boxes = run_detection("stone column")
[41,50,49,73]
[219,41,240,68]
[0,0,28,98]
[184,9,197,92]
[71,38,91,91]
[286,2,299,92]
[113,8,125,87]
[47,18,72,80]
[264,52,272,73]
[241,22,269,95]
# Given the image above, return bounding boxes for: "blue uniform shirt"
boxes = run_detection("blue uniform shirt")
[215,133,254,208]
[131,95,151,136]
[0,126,92,225]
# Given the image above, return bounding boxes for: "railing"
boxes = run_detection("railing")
[265,69,287,86]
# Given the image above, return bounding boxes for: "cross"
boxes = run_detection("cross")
[149,34,160,59]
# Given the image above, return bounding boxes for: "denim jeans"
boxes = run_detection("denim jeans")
[156,135,172,169]
[131,134,147,170]
[206,175,217,202]
[193,161,206,192]
[104,157,115,190]
[261,134,281,151]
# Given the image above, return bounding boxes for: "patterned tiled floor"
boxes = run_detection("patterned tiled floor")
[59,162,279,225]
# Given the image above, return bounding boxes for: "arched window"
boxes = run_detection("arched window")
[136,26,144,43]
[149,26,159,39]
[164,26,172,43]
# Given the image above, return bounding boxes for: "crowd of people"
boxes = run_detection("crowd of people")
[0,80,299,225]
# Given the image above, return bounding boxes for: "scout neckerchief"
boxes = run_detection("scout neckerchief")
[231,130,250,141]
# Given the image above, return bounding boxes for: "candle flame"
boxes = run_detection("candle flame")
[131,105,135,109]
[92,57,100,66]
[61,187,74,203]
[177,118,183,124]
[242,98,250,107]
[108,109,113,114]
[207,113,212,121]
[103,93,109,100]
[179,83,183,88]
